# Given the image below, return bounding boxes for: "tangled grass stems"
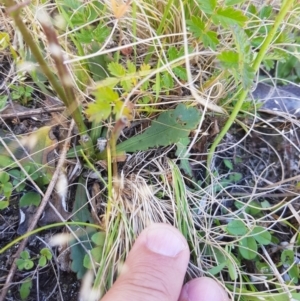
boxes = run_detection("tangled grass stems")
[206,0,296,177]
[1,0,300,300]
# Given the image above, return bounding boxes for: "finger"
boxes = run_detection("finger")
[102,223,190,301]
[178,277,230,301]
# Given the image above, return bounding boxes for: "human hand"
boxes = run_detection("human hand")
[102,223,229,301]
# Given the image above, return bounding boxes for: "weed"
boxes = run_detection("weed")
[0,0,299,300]
[10,84,33,105]
[0,171,13,209]
[16,248,53,299]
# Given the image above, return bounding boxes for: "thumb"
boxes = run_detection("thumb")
[102,223,190,301]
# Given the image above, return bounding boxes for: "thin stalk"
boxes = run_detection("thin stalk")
[206,0,294,177]
[80,149,108,189]
[106,141,113,230]
[3,1,94,155]
[144,0,174,64]
[131,1,137,64]
[93,213,121,293]
[4,1,65,106]
[0,221,102,255]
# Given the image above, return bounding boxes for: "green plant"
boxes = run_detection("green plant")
[0,95,8,110]
[0,127,58,210]
[2,0,94,155]
[280,249,299,284]
[0,171,13,209]
[16,248,53,300]
[83,231,106,269]
[225,219,272,260]
[10,84,33,105]
[16,251,34,271]
[116,103,200,152]
[19,279,32,301]
[206,0,295,173]
[1,0,299,300]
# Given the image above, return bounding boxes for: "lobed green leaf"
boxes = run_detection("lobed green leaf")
[212,7,248,28]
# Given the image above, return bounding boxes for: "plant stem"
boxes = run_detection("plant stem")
[0,221,102,255]
[144,0,174,64]
[3,0,94,155]
[206,0,294,177]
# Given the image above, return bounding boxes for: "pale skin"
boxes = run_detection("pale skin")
[102,223,230,301]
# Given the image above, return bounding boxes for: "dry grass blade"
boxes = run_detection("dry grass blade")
[0,120,75,301]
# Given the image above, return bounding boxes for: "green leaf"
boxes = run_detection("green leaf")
[92,24,110,43]
[0,200,9,209]
[0,31,10,50]
[226,258,238,280]
[241,63,255,89]
[0,95,8,110]
[251,226,271,245]
[232,25,252,62]
[223,159,233,170]
[173,67,187,81]
[263,58,275,71]
[120,78,133,92]
[229,172,242,182]
[256,261,272,273]
[126,60,136,74]
[40,248,52,260]
[21,251,30,260]
[2,182,13,198]
[202,31,219,50]
[288,264,299,284]
[20,279,32,300]
[108,62,126,78]
[0,171,10,183]
[225,0,245,5]
[86,87,119,123]
[117,104,200,152]
[291,293,300,301]
[207,261,227,275]
[187,17,219,49]
[76,29,93,43]
[245,200,261,216]
[70,176,95,279]
[186,16,205,37]
[0,155,15,168]
[281,249,294,265]
[91,232,106,246]
[196,0,217,14]
[19,192,41,207]
[70,228,95,279]
[38,256,47,267]
[226,220,247,236]
[175,137,192,177]
[83,246,103,269]
[95,77,120,89]
[63,0,82,9]
[162,73,174,89]
[239,237,257,260]
[16,258,34,271]
[85,100,110,123]
[167,46,180,61]
[93,86,120,103]
[217,51,239,68]
[281,250,299,283]
[212,7,248,28]
[259,5,272,19]
[72,176,94,224]
[247,4,257,15]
